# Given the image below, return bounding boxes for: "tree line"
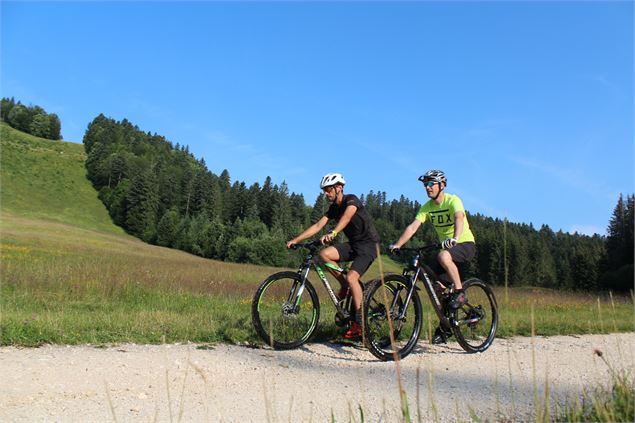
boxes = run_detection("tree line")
[1,97,62,140]
[83,114,632,291]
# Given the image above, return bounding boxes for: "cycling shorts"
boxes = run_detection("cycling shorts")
[428,242,476,282]
[334,241,378,277]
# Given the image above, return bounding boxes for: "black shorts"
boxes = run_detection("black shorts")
[334,241,378,277]
[428,242,476,281]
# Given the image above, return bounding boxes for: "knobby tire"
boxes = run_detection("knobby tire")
[451,278,498,353]
[363,274,423,361]
[251,271,320,349]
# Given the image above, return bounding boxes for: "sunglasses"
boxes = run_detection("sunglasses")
[422,181,438,188]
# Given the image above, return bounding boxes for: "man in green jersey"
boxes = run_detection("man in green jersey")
[389,169,476,344]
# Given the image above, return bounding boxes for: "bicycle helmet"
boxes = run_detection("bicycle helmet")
[320,172,346,189]
[418,169,447,186]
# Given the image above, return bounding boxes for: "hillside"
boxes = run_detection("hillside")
[0,122,123,234]
[0,122,402,277]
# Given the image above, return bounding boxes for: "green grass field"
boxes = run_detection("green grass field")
[0,122,123,234]
[1,122,633,347]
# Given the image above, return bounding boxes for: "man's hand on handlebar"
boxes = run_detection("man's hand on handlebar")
[320,229,338,245]
[388,243,401,254]
[441,238,457,250]
[286,240,297,249]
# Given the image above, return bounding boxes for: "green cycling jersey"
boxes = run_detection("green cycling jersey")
[415,193,475,243]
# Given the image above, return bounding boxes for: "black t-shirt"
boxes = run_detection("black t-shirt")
[325,194,380,244]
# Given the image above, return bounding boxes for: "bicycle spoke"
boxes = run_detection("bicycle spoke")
[252,272,320,349]
[452,278,497,353]
[363,276,422,361]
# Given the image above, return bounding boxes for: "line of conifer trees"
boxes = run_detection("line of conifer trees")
[82,114,633,291]
[0,97,62,140]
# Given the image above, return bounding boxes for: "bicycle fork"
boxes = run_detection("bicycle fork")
[284,265,312,314]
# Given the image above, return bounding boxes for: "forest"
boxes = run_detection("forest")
[81,114,633,292]
[0,97,62,141]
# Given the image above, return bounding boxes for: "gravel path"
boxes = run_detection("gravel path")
[1,333,633,422]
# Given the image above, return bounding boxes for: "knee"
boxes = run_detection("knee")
[319,247,339,263]
[438,251,452,264]
[347,272,361,286]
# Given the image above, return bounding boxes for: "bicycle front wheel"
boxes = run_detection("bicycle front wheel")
[363,274,423,361]
[451,278,498,353]
[251,271,320,349]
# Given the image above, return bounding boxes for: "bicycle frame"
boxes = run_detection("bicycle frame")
[292,241,352,321]
[393,245,454,333]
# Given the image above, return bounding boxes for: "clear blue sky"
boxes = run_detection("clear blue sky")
[2,1,633,236]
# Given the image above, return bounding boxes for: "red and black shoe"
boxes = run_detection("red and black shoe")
[343,321,362,340]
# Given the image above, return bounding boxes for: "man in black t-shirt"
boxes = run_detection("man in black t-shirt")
[287,173,380,339]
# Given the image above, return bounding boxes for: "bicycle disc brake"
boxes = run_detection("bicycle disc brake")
[282,302,300,316]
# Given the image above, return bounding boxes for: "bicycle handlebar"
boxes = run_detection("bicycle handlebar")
[290,239,324,250]
[390,243,442,255]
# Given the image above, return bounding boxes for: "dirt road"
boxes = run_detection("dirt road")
[1,333,633,422]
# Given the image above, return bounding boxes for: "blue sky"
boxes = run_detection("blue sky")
[2,1,633,236]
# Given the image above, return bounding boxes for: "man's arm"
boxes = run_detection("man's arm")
[321,205,357,243]
[287,216,329,248]
[453,211,465,241]
[392,218,423,249]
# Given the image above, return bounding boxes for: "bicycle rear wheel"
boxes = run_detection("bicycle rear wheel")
[451,278,498,353]
[363,274,422,361]
[252,271,320,349]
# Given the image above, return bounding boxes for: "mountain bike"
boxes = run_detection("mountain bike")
[251,240,358,349]
[363,244,498,361]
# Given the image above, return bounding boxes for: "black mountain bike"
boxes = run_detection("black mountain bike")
[251,240,357,349]
[363,244,498,361]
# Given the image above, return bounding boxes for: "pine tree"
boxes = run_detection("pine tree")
[606,194,629,270]
[603,194,635,291]
[157,208,181,247]
[0,97,16,121]
[258,176,275,227]
[47,113,62,140]
[311,193,329,223]
[125,170,159,242]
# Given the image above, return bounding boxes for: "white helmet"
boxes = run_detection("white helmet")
[418,169,447,186]
[320,172,346,189]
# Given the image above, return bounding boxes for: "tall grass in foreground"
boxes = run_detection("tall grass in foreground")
[553,351,634,422]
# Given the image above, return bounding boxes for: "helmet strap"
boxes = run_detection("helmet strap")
[335,185,344,203]
[432,184,444,201]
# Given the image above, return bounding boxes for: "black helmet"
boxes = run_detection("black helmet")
[418,169,447,186]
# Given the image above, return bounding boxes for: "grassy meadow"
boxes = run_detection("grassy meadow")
[1,122,634,347]
[2,211,633,347]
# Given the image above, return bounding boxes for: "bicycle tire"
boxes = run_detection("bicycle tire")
[251,271,320,349]
[451,278,498,353]
[363,274,423,361]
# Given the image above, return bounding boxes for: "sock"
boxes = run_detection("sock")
[355,309,363,324]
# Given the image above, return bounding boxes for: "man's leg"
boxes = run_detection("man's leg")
[437,250,463,290]
[438,248,474,309]
[319,246,348,289]
[346,270,363,311]
[342,245,377,339]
